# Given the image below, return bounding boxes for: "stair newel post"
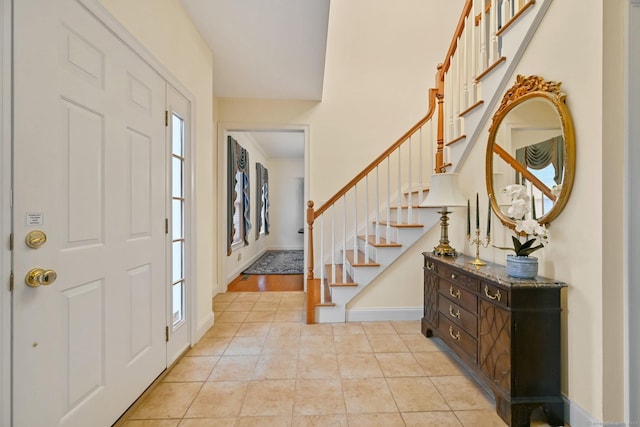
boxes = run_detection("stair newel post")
[435,63,446,173]
[396,145,402,224]
[407,136,413,224]
[306,200,315,324]
[342,194,347,283]
[375,165,380,245]
[364,175,370,262]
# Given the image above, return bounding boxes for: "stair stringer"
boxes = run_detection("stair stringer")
[450,0,555,173]
[315,208,440,323]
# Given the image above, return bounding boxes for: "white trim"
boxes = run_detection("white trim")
[345,307,422,322]
[0,0,12,425]
[564,395,624,427]
[225,249,267,285]
[217,122,311,295]
[75,0,200,350]
[195,311,214,342]
[626,1,640,425]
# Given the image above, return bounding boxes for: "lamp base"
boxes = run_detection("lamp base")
[432,243,458,257]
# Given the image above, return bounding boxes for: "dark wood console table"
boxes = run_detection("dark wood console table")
[421,252,566,426]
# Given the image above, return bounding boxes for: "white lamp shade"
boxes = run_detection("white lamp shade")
[420,173,466,207]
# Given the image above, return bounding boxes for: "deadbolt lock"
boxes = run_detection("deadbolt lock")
[25,230,47,249]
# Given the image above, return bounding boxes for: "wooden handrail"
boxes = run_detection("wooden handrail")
[313,87,439,219]
[441,0,473,75]
[493,143,556,202]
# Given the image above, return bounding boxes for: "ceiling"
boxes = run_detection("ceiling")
[179,0,331,101]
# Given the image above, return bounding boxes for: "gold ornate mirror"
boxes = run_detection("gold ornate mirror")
[486,75,575,229]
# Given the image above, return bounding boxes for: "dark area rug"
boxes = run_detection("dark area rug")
[242,250,304,275]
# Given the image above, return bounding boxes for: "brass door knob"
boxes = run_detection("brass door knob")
[25,268,57,287]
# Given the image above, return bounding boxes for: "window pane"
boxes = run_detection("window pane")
[172,199,183,240]
[172,114,183,157]
[172,240,183,282]
[172,157,182,197]
[172,281,184,326]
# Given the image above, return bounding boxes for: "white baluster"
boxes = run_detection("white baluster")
[365,175,370,262]
[375,165,380,244]
[343,194,347,284]
[490,0,499,63]
[320,214,324,304]
[407,136,413,224]
[331,205,336,284]
[462,23,469,112]
[418,127,424,203]
[353,185,358,264]
[397,146,402,224]
[480,0,488,71]
[386,156,391,242]
[471,0,479,104]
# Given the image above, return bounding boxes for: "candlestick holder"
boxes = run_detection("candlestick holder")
[467,229,490,267]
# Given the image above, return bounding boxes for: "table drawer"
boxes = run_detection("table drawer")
[482,282,509,308]
[438,314,477,361]
[439,280,478,315]
[439,264,479,292]
[439,298,477,337]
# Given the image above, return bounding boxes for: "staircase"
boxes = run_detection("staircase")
[306,0,554,324]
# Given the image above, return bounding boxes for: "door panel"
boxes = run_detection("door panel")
[13,0,167,425]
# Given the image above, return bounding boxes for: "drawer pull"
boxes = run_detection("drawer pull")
[449,286,460,299]
[484,285,502,302]
[426,261,434,271]
[449,305,460,318]
[449,326,461,341]
[451,273,457,280]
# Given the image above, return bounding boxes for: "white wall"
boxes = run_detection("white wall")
[98,0,216,339]
[269,158,305,250]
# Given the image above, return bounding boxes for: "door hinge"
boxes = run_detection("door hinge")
[165,110,168,127]
[9,272,14,292]
[9,233,13,251]
[165,218,169,234]
[165,326,169,342]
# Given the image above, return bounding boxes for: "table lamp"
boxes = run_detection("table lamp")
[419,173,466,256]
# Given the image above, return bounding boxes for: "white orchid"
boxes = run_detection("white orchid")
[496,184,549,257]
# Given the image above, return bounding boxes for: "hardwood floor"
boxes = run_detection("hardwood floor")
[227,274,304,292]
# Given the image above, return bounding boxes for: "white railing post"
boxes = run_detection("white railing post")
[364,175,370,261]
[353,185,358,264]
[375,165,380,244]
[386,156,391,242]
[407,136,413,224]
[490,0,499,64]
[480,0,488,72]
[418,127,424,203]
[396,146,402,224]
[331,205,336,284]
[319,214,325,304]
[342,194,347,283]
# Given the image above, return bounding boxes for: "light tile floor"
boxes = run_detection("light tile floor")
[120,291,553,426]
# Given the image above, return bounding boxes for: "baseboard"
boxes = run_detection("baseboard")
[195,311,214,342]
[563,394,625,427]
[225,249,268,284]
[345,307,422,322]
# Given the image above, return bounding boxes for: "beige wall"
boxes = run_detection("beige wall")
[98,0,216,338]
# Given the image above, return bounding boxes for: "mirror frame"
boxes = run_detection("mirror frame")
[486,75,576,229]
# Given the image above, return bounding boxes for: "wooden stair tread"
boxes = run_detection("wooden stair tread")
[403,187,430,195]
[357,235,401,247]
[375,221,424,228]
[324,264,357,286]
[345,250,380,267]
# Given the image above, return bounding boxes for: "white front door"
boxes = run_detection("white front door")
[13,0,167,425]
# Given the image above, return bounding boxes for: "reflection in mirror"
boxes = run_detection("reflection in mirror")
[486,75,575,229]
